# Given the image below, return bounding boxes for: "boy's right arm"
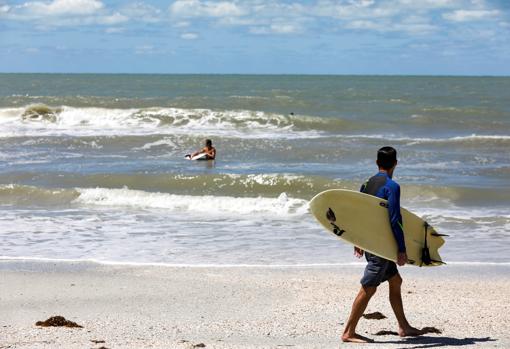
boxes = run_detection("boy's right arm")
[387,184,408,265]
[354,182,368,256]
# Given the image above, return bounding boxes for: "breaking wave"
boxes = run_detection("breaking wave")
[0,184,309,216]
[74,187,309,216]
[2,172,510,209]
[0,105,348,138]
[341,134,510,146]
[1,105,509,144]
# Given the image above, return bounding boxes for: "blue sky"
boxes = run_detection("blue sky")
[1,0,509,75]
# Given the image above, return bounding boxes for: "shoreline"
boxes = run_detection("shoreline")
[1,260,509,348]
[3,256,510,268]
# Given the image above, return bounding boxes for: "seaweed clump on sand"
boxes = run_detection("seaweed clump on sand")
[363,311,387,320]
[35,315,83,328]
[21,104,60,123]
[90,340,106,344]
[374,327,442,336]
[422,326,442,334]
[374,330,399,336]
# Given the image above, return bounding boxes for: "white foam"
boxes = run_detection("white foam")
[74,187,309,216]
[2,256,510,268]
[341,133,510,144]
[0,106,324,139]
[239,173,307,186]
[134,137,179,150]
[411,205,510,221]
[0,256,367,268]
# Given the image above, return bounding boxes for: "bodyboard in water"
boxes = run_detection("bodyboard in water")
[185,153,209,161]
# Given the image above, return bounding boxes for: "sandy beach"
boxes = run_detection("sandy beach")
[1,261,509,349]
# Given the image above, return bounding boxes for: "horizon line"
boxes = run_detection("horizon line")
[1,72,509,78]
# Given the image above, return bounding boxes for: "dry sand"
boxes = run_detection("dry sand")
[1,261,509,348]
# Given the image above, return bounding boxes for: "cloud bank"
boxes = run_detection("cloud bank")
[1,0,509,74]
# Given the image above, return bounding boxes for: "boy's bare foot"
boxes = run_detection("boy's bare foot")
[398,326,424,337]
[342,333,374,343]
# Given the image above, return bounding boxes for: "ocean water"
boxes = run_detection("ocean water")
[1,74,509,266]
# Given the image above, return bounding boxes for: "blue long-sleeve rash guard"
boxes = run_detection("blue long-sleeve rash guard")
[360,172,406,253]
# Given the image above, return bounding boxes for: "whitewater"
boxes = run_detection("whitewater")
[1,74,509,266]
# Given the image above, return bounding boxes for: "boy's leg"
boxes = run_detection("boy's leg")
[342,285,377,343]
[342,252,388,343]
[387,273,423,337]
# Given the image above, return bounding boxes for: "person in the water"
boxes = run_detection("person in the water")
[189,139,216,160]
[342,146,424,343]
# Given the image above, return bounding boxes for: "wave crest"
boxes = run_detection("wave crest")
[0,184,79,206]
[74,187,309,216]
[0,184,309,216]
[0,105,336,138]
[21,104,62,123]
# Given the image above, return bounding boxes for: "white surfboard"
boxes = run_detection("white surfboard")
[309,189,445,267]
[185,153,209,161]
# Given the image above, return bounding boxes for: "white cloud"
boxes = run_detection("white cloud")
[24,47,40,53]
[20,0,104,16]
[441,49,457,56]
[120,2,162,23]
[3,0,132,27]
[0,4,10,13]
[345,19,382,30]
[394,22,437,34]
[169,0,310,35]
[217,16,255,26]
[133,44,174,55]
[97,12,128,25]
[180,32,198,39]
[312,1,397,20]
[165,0,507,37]
[268,23,301,34]
[105,27,125,34]
[170,0,245,18]
[345,16,436,35]
[443,9,500,22]
[396,0,460,10]
[2,0,508,38]
[250,2,306,18]
[173,20,190,27]
[250,22,302,35]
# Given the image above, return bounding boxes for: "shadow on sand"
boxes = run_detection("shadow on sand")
[377,336,496,348]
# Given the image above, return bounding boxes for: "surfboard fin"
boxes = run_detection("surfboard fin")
[421,222,432,266]
[431,232,449,237]
[421,246,432,266]
[420,222,446,266]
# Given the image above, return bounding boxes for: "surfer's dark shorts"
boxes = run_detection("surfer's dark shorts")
[360,252,398,287]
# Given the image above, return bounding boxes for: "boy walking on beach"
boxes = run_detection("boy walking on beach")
[342,146,423,343]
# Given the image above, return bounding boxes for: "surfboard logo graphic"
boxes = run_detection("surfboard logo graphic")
[326,208,345,237]
[326,208,336,222]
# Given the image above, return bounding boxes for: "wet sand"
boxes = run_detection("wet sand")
[1,261,509,348]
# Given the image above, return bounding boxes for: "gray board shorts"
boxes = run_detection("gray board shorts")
[361,252,399,287]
